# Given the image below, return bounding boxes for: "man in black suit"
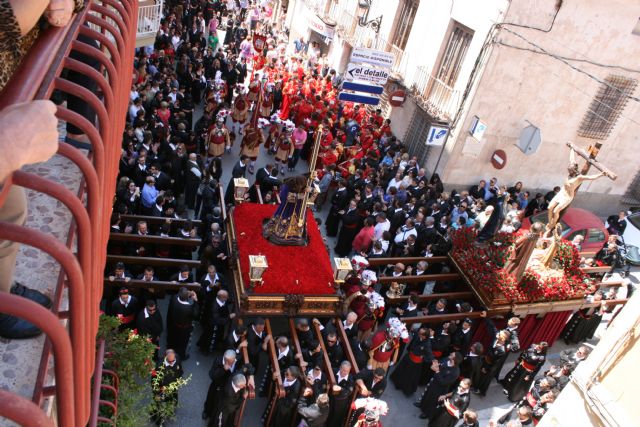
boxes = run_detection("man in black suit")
[213,373,247,427]
[326,361,355,426]
[249,163,274,202]
[149,163,171,192]
[198,289,234,354]
[150,195,165,217]
[224,155,249,204]
[260,168,282,195]
[334,199,360,257]
[355,368,387,398]
[136,300,163,360]
[325,179,349,237]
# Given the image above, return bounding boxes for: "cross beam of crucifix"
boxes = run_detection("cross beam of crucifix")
[566,142,617,180]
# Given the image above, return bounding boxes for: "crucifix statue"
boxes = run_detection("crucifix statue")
[546,142,617,235]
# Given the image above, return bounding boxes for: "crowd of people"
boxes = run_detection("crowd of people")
[99,1,633,426]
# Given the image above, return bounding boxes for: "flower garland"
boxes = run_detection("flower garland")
[451,228,591,303]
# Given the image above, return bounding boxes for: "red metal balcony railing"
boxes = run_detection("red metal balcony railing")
[0,1,137,426]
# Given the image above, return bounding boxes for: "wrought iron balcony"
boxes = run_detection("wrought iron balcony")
[408,66,461,122]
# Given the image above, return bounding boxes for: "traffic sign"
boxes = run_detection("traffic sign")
[389,89,406,107]
[350,47,395,68]
[338,92,380,106]
[345,63,389,86]
[341,81,384,95]
[426,125,448,146]
[491,150,507,169]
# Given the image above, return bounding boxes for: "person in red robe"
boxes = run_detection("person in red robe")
[368,329,400,373]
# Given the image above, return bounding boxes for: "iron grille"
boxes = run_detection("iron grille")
[577,75,637,140]
[404,109,432,166]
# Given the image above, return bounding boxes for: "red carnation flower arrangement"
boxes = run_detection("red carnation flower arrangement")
[451,228,590,303]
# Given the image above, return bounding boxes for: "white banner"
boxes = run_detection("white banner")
[350,47,395,68]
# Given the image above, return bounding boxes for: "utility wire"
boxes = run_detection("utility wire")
[496,42,640,129]
[498,25,640,103]
[494,40,640,74]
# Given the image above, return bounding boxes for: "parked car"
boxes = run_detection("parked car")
[520,207,609,253]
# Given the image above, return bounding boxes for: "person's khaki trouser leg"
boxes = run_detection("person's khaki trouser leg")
[0,186,27,293]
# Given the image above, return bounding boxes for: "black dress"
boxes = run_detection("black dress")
[325,188,349,237]
[429,390,471,427]
[270,378,302,427]
[326,374,354,426]
[418,361,460,420]
[335,209,361,257]
[501,346,546,402]
[561,307,603,344]
[390,335,432,396]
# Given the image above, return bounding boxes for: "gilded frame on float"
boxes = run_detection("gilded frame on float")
[449,255,593,316]
[226,211,340,317]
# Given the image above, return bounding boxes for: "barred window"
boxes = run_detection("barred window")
[577,75,637,140]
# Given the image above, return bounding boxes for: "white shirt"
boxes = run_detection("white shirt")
[337,373,349,384]
[374,219,390,240]
[394,226,417,244]
[278,346,290,360]
[283,378,297,387]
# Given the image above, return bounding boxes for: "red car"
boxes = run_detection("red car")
[520,207,609,253]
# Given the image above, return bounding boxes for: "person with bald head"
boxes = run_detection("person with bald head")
[198,289,235,354]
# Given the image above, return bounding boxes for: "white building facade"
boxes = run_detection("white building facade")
[284,0,640,214]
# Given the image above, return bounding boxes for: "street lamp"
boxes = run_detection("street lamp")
[357,0,382,34]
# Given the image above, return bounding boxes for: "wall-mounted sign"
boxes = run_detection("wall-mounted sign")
[350,47,395,68]
[426,125,449,146]
[308,13,335,39]
[469,115,487,141]
[345,63,389,86]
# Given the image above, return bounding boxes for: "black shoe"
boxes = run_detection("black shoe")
[471,388,481,394]
[11,282,52,308]
[202,411,209,420]
[413,402,421,408]
[182,354,190,361]
[419,413,428,419]
[0,313,42,339]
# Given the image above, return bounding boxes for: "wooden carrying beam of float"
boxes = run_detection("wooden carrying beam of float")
[386,291,475,306]
[119,214,203,226]
[106,255,201,268]
[264,319,285,426]
[102,278,200,291]
[334,319,361,427]
[108,233,201,246]
[288,319,307,374]
[234,319,255,427]
[311,322,337,392]
[366,256,449,266]
[377,273,460,283]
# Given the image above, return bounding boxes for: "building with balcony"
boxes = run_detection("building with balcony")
[430,0,640,215]
[292,0,640,214]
